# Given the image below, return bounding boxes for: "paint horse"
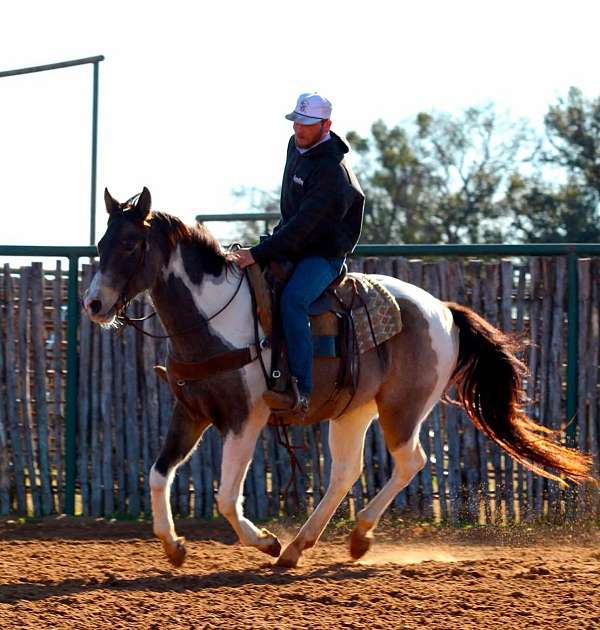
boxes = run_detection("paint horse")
[83,188,592,568]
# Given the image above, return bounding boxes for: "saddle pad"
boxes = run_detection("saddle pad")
[357,274,403,353]
[311,274,403,355]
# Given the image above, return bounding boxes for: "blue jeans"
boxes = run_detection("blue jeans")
[280,256,345,395]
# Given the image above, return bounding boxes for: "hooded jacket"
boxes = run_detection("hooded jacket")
[250,131,364,264]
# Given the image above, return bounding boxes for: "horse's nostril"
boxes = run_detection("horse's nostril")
[90,300,102,315]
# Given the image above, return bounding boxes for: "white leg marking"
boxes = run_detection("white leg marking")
[216,407,275,551]
[149,465,177,545]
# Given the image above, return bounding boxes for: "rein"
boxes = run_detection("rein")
[117,269,246,340]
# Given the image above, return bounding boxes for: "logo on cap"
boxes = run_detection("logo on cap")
[299,100,308,113]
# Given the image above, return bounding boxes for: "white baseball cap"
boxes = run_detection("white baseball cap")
[285,92,332,125]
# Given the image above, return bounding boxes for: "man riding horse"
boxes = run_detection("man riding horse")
[229,92,365,418]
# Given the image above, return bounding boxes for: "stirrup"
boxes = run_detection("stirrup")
[290,377,310,415]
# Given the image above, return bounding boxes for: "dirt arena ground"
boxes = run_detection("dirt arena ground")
[1,517,599,630]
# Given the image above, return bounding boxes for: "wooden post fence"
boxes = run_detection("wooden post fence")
[0,250,599,523]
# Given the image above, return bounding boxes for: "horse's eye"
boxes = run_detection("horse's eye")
[122,239,138,252]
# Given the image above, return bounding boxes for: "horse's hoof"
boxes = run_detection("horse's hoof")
[349,528,372,560]
[275,554,299,569]
[275,542,300,568]
[264,540,282,558]
[259,528,281,558]
[163,537,187,567]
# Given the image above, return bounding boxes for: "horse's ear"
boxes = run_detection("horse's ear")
[104,188,121,215]
[134,186,152,226]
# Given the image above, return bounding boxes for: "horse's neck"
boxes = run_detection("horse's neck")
[150,245,253,362]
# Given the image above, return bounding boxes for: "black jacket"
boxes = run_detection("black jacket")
[250,131,364,264]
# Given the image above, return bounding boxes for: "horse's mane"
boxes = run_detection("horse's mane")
[149,210,229,275]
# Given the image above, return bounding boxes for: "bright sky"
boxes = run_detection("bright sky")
[2,0,599,247]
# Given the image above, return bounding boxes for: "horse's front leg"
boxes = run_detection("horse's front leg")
[149,402,211,567]
[216,409,281,558]
[276,402,376,568]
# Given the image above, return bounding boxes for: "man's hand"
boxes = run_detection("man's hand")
[227,248,255,269]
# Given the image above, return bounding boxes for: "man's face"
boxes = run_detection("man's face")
[293,119,332,149]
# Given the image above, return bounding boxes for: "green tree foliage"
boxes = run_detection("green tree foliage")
[544,87,600,193]
[349,105,533,243]
[346,120,438,243]
[507,88,600,242]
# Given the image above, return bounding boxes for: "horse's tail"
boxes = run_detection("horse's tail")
[446,302,594,486]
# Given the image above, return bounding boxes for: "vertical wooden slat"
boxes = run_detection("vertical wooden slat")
[588,262,600,517]
[90,311,102,517]
[205,426,220,518]
[3,266,27,514]
[443,260,463,523]
[459,260,480,523]
[52,262,64,512]
[526,258,541,520]
[190,445,203,519]
[321,421,332,492]
[548,258,566,520]
[30,263,53,515]
[352,468,364,515]
[514,265,527,521]
[101,328,114,516]
[18,267,42,516]
[291,425,308,516]
[500,260,515,523]
[266,425,281,517]
[0,269,9,514]
[469,260,491,523]
[372,421,389,500]
[112,330,127,513]
[483,262,503,522]
[483,262,503,523]
[535,259,553,519]
[308,423,322,508]
[124,324,141,516]
[177,462,191,517]
[139,299,159,515]
[362,425,376,502]
[78,265,93,515]
[576,259,591,517]
[252,431,269,520]
[418,421,434,520]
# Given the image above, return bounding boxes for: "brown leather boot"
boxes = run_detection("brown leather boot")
[262,389,295,411]
[262,377,310,416]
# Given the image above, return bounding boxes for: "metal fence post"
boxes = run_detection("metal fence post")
[566,251,579,448]
[90,61,100,246]
[64,254,80,515]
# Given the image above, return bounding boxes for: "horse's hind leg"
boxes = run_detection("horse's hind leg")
[150,402,210,567]
[349,407,427,560]
[276,402,376,568]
